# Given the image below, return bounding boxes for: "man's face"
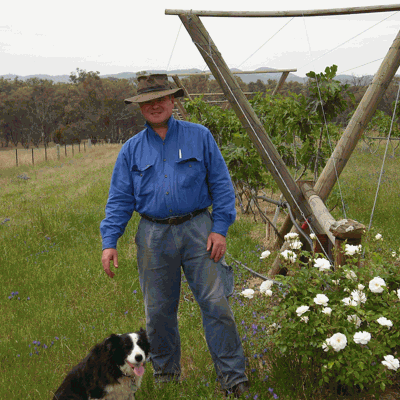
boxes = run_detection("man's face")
[139,95,174,128]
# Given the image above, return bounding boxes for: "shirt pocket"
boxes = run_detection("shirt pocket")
[132,162,155,196]
[175,156,204,188]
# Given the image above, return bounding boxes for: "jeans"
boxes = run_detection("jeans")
[135,210,247,389]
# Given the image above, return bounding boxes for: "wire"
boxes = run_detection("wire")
[367,82,400,231]
[301,14,348,219]
[166,22,183,71]
[337,57,384,75]
[299,11,398,72]
[237,17,295,69]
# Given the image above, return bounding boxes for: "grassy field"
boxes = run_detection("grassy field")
[0,142,399,399]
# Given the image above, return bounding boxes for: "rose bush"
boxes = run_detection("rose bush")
[239,236,400,396]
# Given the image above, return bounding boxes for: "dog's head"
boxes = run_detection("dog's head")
[107,328,150,377]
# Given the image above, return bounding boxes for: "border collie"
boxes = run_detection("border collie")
[53,328,150,400]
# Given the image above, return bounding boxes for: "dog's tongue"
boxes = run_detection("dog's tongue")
[127,361,145,377]
[134,365,145,376]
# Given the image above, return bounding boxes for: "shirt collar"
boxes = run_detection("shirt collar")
[145,116,176,138]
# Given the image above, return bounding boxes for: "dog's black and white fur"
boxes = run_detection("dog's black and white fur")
[53,328,150,400]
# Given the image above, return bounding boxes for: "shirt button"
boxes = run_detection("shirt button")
[140,174,143,177]
[166,192,169,195]
[165,175,167,178]
[189,164,192,167]
[169,209,172,213]
[163,159,166,162]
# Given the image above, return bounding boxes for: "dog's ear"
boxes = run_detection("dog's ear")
[105,334,121,351]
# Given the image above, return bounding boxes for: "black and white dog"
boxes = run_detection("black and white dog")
[53,328,150,400]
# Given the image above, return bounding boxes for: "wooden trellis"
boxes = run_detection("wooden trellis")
[166,5,400,273]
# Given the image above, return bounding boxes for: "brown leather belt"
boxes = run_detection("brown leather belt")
[140,208,208,225]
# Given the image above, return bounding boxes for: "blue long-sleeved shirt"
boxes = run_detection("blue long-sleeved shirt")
[100,116,236,250]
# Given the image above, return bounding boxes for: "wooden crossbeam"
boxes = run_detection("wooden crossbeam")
[166,5,400,17]
[167,69,296,76]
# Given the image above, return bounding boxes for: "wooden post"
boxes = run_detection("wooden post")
[272,28,400,262]
[45,143,47,161]
[177,13,324,234]
[272,71,289,96]
[171,75,192,100]
[315,29,400,202]
[56,144,60,160]
[15,149,18,167]
[329,219,366,268]
[174,98,189,120]
[299,183,335,244]
[32,148,34,165]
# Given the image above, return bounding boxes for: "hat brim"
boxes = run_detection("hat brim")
[124,88,184,104]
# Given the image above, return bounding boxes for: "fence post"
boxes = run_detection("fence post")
[45,143,47,162]
[72,143,74,156]
[88,139,91,149]
[32,148,34,165]
[16,149,18,166]
[65,144,67,156]
[57,144,60,160]
[79,142,81,153]
[84,142,86,152]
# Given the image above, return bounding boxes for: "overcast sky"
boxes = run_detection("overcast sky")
[1,0,399,78]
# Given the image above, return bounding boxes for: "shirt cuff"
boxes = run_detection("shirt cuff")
[102,237,118,251]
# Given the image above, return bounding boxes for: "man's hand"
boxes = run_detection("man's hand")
[206,232,226,263]
[102,248,119,278]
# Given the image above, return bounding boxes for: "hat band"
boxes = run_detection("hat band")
[137,85,169,95]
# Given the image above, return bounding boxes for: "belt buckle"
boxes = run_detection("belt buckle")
[168,216,179,225]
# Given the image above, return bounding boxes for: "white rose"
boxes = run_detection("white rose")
[260,280,273,292]
[310,233,317,240]
[241,289,255,299]
[260,250,271,259]
[353,331,371,345]
[300,316,309,323]
[314,294,329,306]
[289,240,303,250]
[280,250,297,263]
[284,232,299,241]
[322,339,330,352]
[351,290,367,304]
[342,297,357,306]
[347,314,362,328]
[377,317,393,328]
[382,355,400,371]
[264,289,273,297]
[369,277,386,293]
[375,233,383,241]
[345,244,362,256]
[322,307,332,315]
[358,284,365,291]
[314,258,331,272]
[397,289,400,300]
[344,270,357,280]
[329,333,347,352]
[296,305,309,317]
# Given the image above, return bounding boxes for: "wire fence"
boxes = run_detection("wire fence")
[0,139,123,169]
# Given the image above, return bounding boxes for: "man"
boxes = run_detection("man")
[100,74,249,398]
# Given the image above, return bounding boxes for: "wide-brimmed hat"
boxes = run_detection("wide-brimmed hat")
[124,74,184,104]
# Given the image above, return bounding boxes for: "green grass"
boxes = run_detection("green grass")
[0,143,399,399]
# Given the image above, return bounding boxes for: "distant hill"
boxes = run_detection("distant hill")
[0,69,375,85]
